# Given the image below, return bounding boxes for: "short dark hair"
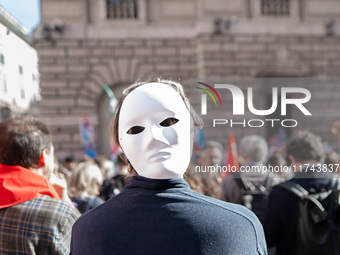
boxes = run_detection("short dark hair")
[64,156,76,164]
[0,116,52,168]
[285,130,325,163]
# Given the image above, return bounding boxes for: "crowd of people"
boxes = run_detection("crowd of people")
[0,79,339,254]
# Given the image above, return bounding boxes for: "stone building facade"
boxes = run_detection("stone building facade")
[36,0,340,160]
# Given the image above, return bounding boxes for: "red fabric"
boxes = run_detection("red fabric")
[0,164,60,209]
[220,132,240,179]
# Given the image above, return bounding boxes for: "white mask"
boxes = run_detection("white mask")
[118,83,194,179]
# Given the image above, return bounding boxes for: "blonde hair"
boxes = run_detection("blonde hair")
[68,161,103,198]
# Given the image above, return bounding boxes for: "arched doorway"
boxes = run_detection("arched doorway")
[97,83,127,159]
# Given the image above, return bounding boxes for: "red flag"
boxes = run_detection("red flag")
[220,132,239,179]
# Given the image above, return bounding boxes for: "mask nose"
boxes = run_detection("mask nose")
[145,124,169,146]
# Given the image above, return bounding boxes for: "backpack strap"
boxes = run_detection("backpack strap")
[264,172,277,191]
[278,181,308,198]
[327,178,340,255]
[278,181,328,223]
[233,171,255,192]
[328,178,340,190]
[327,178,340,218]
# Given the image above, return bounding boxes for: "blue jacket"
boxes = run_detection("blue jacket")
[263,166,333,255]
[71,175,267,255]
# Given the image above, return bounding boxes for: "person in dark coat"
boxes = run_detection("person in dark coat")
[263,130,334,255]
[71,79,267,255]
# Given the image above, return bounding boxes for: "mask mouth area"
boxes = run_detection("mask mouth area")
[149,151,172,161]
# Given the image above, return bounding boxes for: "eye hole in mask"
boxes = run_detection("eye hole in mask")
[159,117,179,127]
[127,126,145,135]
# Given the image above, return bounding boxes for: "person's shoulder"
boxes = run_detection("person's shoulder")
[186,191,266,253]
[271,179,290,191]
[34,195,80,220]
[91,196,104,207]
[223,172,239,179]
[269,179,300,201]
[73,193,116,224]
[185,189,261,224]
[221,173,239,186]
[72,195,114,237]
[93,196,104,202]
[11,196,80,230]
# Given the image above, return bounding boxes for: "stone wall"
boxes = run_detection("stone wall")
[37,38,198,159]
[36,34,340,160]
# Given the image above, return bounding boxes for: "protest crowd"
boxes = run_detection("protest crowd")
[0,80,340,255]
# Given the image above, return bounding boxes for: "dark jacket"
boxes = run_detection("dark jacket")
[99,174,127,201]
[72,196,103,213]
[263,165,333,255]
[71,175,267,255]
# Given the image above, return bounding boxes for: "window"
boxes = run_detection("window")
[106,0,138,19]
[0,76,6,93]
[0,107,11,120]
[0,54,4,65]
[20,88,25,99]
[0,72,6,93]
[2,80,6,93]
[19,65,23,75]
[261,0,290,16]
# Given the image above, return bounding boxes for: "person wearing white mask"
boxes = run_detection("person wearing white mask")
[71,79,267,255]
